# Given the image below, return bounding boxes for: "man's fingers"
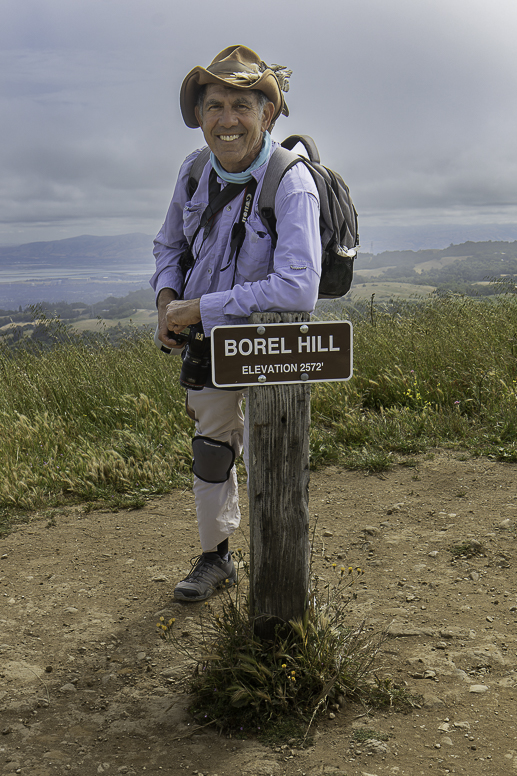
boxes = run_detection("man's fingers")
[166,311,189,332]
[165,298,201,330]
[158,330,183,348]
[157,319,185,348]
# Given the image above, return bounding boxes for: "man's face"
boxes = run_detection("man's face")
[194,84,275,173]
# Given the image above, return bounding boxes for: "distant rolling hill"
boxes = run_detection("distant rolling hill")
[354,240,517,289]
[0,233,156,270]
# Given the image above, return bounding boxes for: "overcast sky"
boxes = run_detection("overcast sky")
[1,0,516,248]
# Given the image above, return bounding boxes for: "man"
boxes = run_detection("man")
[151,46,321,602]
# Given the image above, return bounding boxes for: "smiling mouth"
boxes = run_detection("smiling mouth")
[218,134,242,142]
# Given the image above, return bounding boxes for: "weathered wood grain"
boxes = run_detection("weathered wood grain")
[248,312,311,640]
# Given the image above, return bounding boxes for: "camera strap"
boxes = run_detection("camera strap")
[194,170,249,245]
[220,177,258,279]
[182,171,260,296]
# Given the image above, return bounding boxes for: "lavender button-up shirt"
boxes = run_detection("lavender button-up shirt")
[150,141,321,336]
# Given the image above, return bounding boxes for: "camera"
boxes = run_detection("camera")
[154,323,211,391]
[179,323,211,391]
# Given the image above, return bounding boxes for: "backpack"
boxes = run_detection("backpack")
[187,134,359,299]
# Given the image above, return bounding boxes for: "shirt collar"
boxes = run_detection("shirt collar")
[210,131,272,184]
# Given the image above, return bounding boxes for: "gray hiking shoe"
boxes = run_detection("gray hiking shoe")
[174,553,236,602]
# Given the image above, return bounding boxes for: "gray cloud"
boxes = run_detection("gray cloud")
[1,0,516,245]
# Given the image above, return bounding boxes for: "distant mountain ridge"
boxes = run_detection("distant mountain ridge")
[354,239,517,297]
[357,239,517,269]
[1,233,517,308]
[0,220,517,270]
[0,233,155,269]
[3,225,517,268]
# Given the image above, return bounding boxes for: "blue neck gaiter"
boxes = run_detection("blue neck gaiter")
[210,131,272,184]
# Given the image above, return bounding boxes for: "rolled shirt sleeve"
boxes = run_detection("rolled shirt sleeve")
[150,149,204,301]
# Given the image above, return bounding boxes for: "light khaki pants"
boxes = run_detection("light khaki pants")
[186,387,248,552]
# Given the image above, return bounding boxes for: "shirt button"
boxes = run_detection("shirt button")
[207,268,212,274]
[226,205,232,211]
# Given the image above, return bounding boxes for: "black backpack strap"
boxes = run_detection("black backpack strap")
[186,177,249,256]
[259,143,342,251]
[199,177,248,232]
[186,148,247,231]
[280,134,320,163]
[257,146,302,247]
[187,146,211,198]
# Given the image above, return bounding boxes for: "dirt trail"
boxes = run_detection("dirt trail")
[1,450,516,775]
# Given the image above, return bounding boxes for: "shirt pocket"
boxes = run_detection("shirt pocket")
[183,202,206,244]
[235,223,273,283]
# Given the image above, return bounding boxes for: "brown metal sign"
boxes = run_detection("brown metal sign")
[211,321,353,387]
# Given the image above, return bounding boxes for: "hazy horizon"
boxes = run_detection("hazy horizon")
[2,224,517,257]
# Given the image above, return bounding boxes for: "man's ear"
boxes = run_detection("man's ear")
[194,105,203,127]
[261,101,276,132]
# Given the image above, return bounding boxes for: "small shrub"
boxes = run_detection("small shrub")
[449,540,485,559]
[158,552,417,741]
[352,727,390,743]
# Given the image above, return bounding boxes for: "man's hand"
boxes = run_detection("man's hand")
[156,288,184,350]
[166,298,202,334]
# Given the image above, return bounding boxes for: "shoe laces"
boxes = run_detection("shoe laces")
[185,554,219,580]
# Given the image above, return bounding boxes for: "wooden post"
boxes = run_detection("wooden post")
[248,311,311,640]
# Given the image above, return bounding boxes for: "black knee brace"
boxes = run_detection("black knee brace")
[192,436,236,483]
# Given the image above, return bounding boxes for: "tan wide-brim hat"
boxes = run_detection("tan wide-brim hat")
[180,45,290,129]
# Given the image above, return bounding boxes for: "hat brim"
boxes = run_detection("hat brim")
[180,66,287,129]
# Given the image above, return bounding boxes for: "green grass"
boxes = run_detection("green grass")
[1,292,517,519]
[0,318,193,517]
[312,291,517,468]
[349,281,437,300]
